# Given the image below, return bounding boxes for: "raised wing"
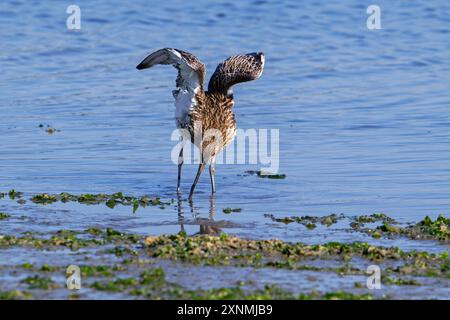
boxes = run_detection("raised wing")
[136,48,206,92]
[207,52,265,94]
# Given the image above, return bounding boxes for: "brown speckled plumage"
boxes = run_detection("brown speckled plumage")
[137,48,265,199]
[190,92,236,157]
[208,53,265,94]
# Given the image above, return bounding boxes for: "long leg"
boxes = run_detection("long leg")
[177,147,183,193]
[189,161,207,201]
[209,156,216,194]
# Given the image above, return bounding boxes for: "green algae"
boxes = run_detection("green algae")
[0,228,141,250]
[91,277,139,292]
[0,234,443,300]
[321,291,373,300]
[143,233,449,278]
[412,215,449,241]
[0,290,32,300]
[244,170,286,179]
[8,189,23,200]
[351,214,450,242]
[223,207,242,214]
[265,213,342,228]
[382,276,421,286]
[107,246,139,257]
[21,275,57,290]
[40,264,59,272]
[0,213,11,220]
[0,215,447,299]
[29,192,172,213]
[86,227,102,236]
[350,213,396,232]
[355,213,395,224]
[91,267,165,293]
[16,263,125,278]
[174,287,372,300]
[139,267,165,286]
[80,265,124,277]
[21,262,34,269]
[84,265,373,300]
[1,187,448,300]
[183,285,295,300]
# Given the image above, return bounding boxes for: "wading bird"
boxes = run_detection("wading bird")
[136,48,264,200]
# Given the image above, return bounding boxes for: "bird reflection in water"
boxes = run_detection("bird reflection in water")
[177,194,222,235]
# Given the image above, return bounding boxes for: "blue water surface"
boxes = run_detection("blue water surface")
[1,0,450,241]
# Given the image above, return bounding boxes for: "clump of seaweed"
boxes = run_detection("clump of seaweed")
[244,170,286,179]
[0,228,141,251]
[2,258,376,300]
[223,208,242,214]
[265,213,342,229]
[87,264,373,300]
[351,214,450,242]
[143,232,449,278]
[30,192,171,213]
[21,275,58,290]
[0,290,32,300]
[0,213,11,220]
[406,215,449,241]
[8,189,23,200]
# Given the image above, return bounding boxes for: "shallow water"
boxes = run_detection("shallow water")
[1,0,449,299]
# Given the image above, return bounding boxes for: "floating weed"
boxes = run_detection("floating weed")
[416,215,449,241]
[143,233,449,278]
[244,170,286,179]
[91,277,138,292]
[322,291,373,300]
[379,223,401,233]
[8,189,23,200]
[0,228,142,251]
[352,214,450,242]
[223,208,242,214]
[265,213,342,228]
[133,199,139,214]
[105,199,117,209]
[0,212,11,220]
[79,265,117,277]
[85,227,102,236]
[21,275,57,290]
[29,192,172,213]
[306,223,316,230]
[175,285,373,300]
[382,276,421,286]
[139,267,165,286]
[31,193,58,205]
[0,290,32,300]
[106,228,122,237]
[5,260,379,300]
[40,264,59,272]
[108,246,139,257]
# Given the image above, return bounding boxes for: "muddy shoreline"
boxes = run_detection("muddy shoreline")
[1,191,448,300]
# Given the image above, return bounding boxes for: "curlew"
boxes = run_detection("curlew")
[136,48,265,200]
